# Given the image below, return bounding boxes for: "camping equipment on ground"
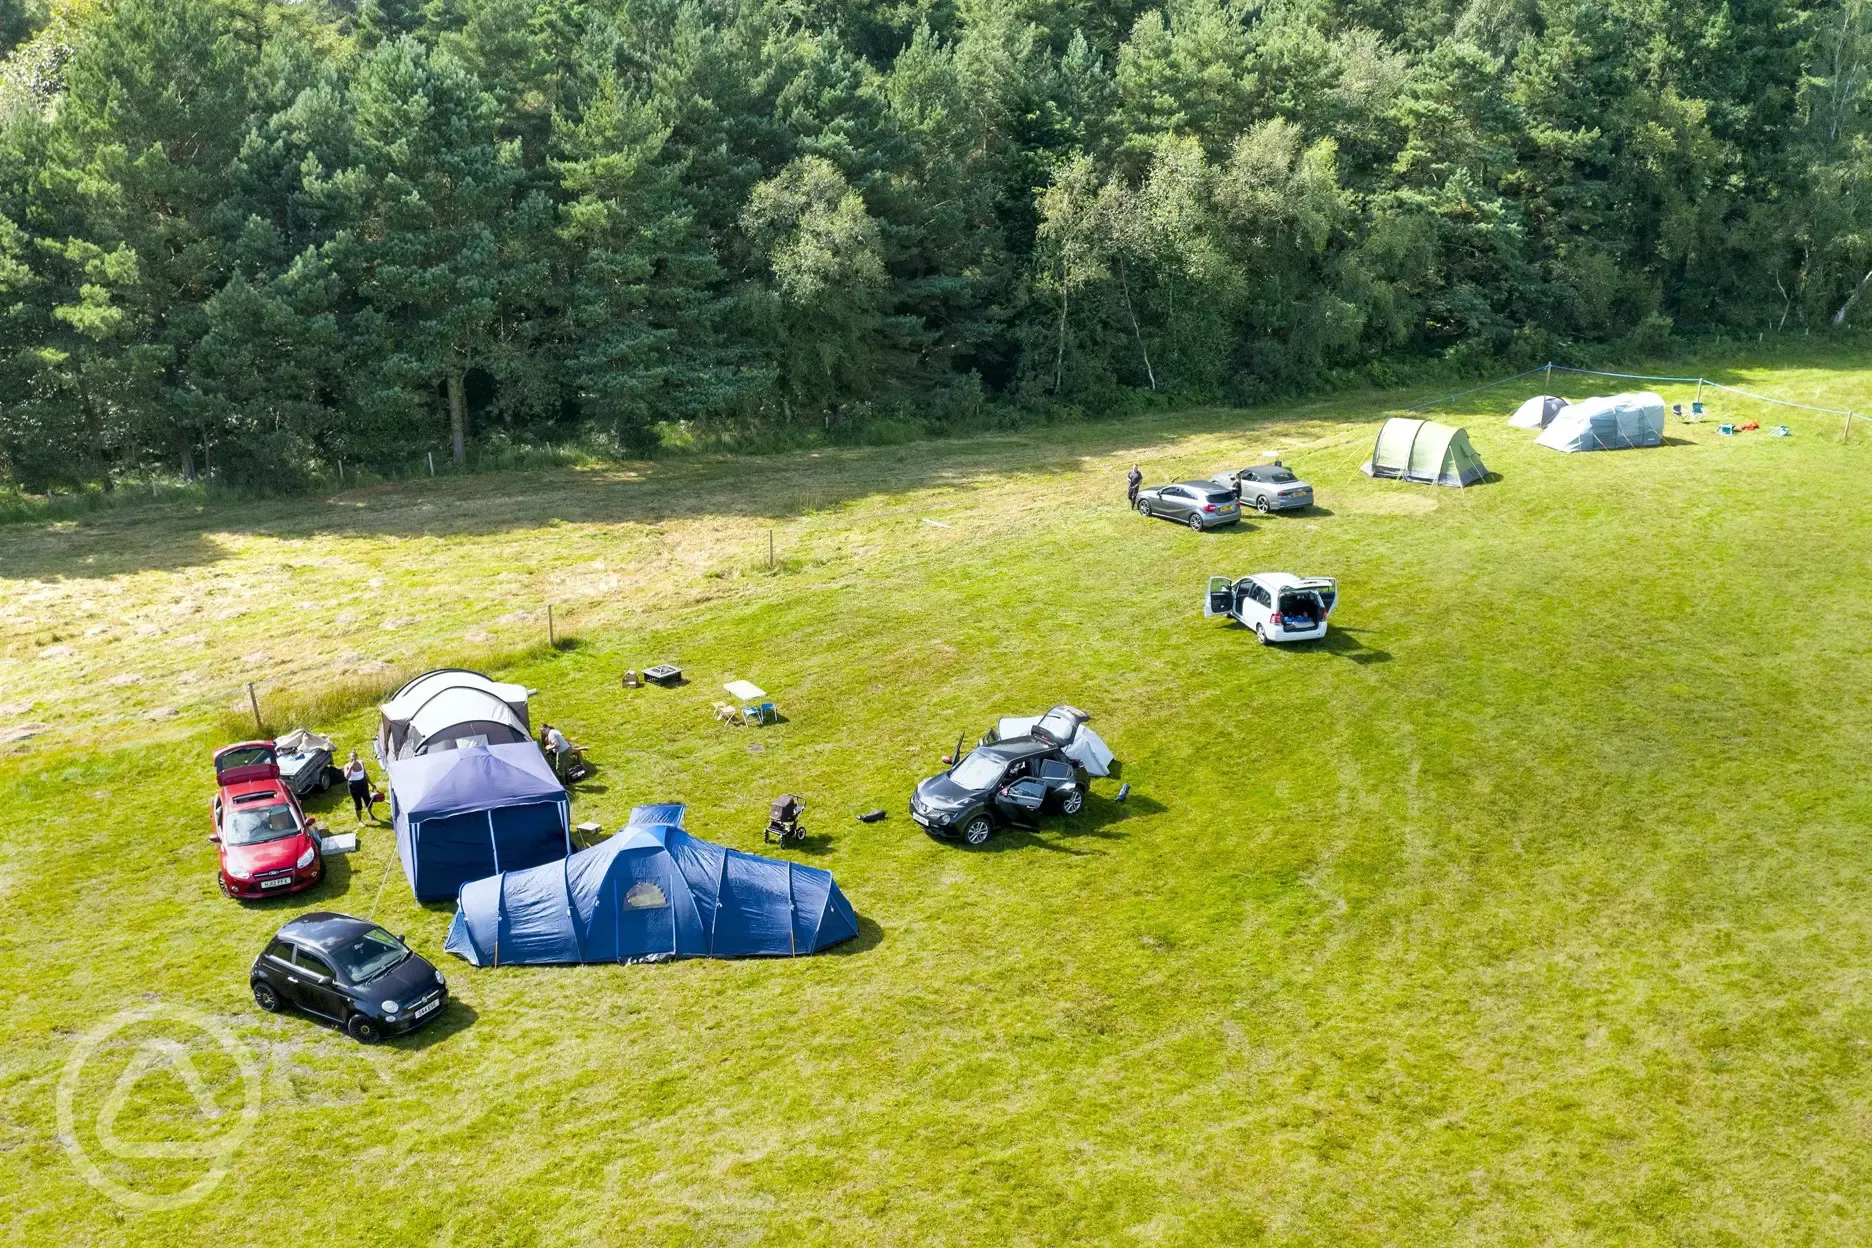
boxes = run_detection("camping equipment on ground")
[1361,419,1489,487]
[644,664,683,686]
[1116,783,1130,802]
[982,706,1116,777]
[387,742,572,901]
[377,669,532,761]
[1738,421,1759,431]
[857,809,887,823]
[621,670,642,688]
[1534,392,1666,453]
[272,728,337,797]
[725,680,776,725]
[1719,424,1736,435]
[1770,425,1791,437]
[765,794,806,846]
[1508,394,1570,429]
[443,803,859,966]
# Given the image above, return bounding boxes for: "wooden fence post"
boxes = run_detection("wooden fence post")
[548,604,556,648]
[248,682,263,736]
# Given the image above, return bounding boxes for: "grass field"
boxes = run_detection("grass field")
[4,345,1872,1245]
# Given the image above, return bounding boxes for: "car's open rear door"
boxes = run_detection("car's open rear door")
[1297,577,1338,616]
[1205,576,1233,617]
[213,742,280,785]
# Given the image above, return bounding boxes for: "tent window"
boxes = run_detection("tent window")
[624,882,668,910]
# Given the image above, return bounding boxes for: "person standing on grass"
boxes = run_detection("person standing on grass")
[541,722,572,778]
[343,750,374,823]
[1126,464,1142,507]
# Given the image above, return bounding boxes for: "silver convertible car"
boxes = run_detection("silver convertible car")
[1134,480,1241,530]
[1212,461,1315,513]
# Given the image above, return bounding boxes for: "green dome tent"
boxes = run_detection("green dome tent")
[1361,418,1488,487]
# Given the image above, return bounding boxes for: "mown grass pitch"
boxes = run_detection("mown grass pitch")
[4,345,1872,1245]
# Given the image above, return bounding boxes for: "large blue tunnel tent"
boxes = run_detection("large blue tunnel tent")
[389,743,571,902]
[443,804,859,966]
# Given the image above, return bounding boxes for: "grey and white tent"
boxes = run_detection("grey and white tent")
[1534,391,1665,453]
[1361,418,1489,487]
[378,669,533,761]
[1509,394,1571,429]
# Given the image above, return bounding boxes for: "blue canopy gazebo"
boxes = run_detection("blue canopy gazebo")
[388,743,571,902]
[443,804,859,966]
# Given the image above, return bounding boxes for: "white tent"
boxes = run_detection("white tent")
[1509,394,1570,429]
[993,713,1116,778]
[1535,391,1666,453]
[378,669,533,760]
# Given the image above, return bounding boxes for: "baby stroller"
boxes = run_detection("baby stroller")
[764,794,806,846]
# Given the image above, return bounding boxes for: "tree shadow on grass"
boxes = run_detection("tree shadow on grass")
[0,403,1387,578]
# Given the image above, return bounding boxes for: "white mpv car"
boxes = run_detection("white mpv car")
[1204,573,1338,644]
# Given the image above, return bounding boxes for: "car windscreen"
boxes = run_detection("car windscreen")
[224,803,300,845]
[1203,491,1236,504]
[950,751,1005,790]
[328,927,411,983]
[217,746,273,770]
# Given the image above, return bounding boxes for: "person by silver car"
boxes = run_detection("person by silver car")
[1133,480,1241,530]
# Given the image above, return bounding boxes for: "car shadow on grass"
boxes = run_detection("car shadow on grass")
[1289,627,1392,665]
[244,853,358,908]
[387,999,478,1050]
[973,791,1160,856]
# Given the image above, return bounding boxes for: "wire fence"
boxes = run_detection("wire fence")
[1406,361,1866,429]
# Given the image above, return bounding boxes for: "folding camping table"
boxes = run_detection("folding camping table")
[724,680,775,725]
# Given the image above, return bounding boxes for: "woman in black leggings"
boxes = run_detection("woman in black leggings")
[343,750,375,822]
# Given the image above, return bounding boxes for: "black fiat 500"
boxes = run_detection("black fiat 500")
[251,912,449,1044]
[910,737,1089,846]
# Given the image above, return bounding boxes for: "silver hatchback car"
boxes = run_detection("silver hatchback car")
[1134,480,1242,530]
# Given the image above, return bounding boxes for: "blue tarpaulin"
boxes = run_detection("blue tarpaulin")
[443,804,859,966]
[388,743,571,902]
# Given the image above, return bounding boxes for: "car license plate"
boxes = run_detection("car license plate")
[911,811,929,826]
[260,877,291,889]
[413,999,441,1019]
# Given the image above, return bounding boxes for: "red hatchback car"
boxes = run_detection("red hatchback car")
[211,742,325,900]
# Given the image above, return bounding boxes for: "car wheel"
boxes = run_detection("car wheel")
[1256,625,1273,646]
[346,1014,383,1045]
[316,769,331,792]
[961,815,994,846]
[1256,496,1272,513]
[1137,501,1152,518]
[1060,788,1084,815]
[1187,513,1204,531]
[252,980,282,1013]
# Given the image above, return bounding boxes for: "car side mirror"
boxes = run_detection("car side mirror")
[208,833,220,843]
